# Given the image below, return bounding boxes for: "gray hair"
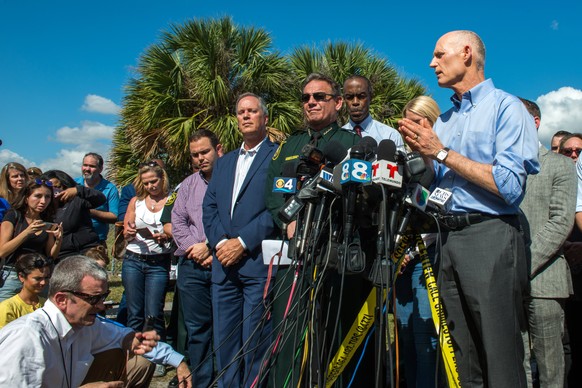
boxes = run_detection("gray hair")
[449,30,486,71]
[236,92,268,117]
[49,255,108,297]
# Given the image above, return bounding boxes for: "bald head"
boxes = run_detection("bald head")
[430,30,486,96]
[442,30,486,70]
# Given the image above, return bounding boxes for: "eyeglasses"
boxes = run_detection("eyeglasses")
[561,147,582,157]
[300,92,336,103]
[62,289,111,305]
[34,179,53,187]
[139,161,160,168]
[343,92,368,101]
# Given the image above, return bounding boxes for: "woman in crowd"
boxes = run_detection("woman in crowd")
[0,179,62,301]
[40,169,106,261]
[26,167,42,181]
[395,95,442,387]
[122,161,172,345]
[0,162,28,217]
[0,252,51,328]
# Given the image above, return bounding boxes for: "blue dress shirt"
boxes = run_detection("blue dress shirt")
[343,114,404,147]
[75,175,120,241]
[433,79,540,215]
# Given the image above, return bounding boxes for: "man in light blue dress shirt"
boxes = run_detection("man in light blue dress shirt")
[342,75,403,146]
[399,30,539,388]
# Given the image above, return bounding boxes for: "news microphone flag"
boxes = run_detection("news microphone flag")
[428,187,453,213]
[340,160,372,185]
[272,177,297,194]
[371,160,403,188]
[405,184,430,211]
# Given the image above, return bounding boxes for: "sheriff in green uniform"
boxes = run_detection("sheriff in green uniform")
[265,73,373,388]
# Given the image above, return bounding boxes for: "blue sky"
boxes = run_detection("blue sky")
[1,0,581,178]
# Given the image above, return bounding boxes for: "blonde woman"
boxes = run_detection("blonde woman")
[396,95,443,387]
[0,163,28,221]
[122,161,172,343]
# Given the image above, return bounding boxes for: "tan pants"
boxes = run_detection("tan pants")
[82,348,155,387]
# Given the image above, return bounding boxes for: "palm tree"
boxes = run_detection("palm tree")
[109,20,426,186]
[289,42,426,128]
[109,17,301,186]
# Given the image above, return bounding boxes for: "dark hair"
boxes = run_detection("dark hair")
[83,245,110,267]
[553,130,571,139]
[559,133,582,152]
[519,98,541,120]
[83,152,104,169]
[302,73,341,97]
[11,179,56,221]
[15,252,52,277]
[188,129,221,149]
[40,170,77,189]
[344,75,373,99]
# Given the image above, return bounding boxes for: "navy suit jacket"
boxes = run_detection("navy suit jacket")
[202,139,278,283]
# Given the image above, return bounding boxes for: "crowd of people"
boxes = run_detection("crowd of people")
[0,29,581,388]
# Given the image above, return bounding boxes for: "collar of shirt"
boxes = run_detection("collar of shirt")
[347,114,373,131]
[43,299,75,341]
[239,136,267,156]
[307,122,340,139]
[198,170,209,185]
[450,78,495,112]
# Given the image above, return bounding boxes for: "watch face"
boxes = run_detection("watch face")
[437,149,448,162]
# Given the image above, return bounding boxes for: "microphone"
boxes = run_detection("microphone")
[359,136,378,161]
[427,187,453,213]
[372,140,403,189]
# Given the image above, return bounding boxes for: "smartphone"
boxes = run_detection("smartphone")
[41,222,57,231]
[136,228,154,239]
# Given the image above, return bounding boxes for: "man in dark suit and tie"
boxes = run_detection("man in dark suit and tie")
[203,92,278,388]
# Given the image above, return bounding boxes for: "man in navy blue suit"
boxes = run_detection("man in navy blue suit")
[202,93,278,388]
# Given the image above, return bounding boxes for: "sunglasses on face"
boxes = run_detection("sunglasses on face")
[343,92,368,101]
[300,92,336,103]
[34,179,53,187]
[561,147,582,157]
[62,289,111,305]
[139,161,160,168]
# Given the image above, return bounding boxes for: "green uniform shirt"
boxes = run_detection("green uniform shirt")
[264,121,359,228]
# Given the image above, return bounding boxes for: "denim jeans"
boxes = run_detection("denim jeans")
[122,251,170,339]
[177,257,214,387]
[0,267,21,302]
[395,256,439,388]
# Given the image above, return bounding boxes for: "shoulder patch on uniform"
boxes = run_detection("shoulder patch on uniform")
[285,155,299,161]
[165,191,177,206]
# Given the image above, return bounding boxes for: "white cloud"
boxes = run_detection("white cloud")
[0,149,33,169]
[54,121,115,145]
[537,87,582,147]
[81,94,121,115]
[550,20,559,30]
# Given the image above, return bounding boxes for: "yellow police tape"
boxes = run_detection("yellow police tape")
[415,235,461,388]
[324,234,461,388]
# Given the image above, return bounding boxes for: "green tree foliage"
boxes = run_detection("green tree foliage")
[109,18,425,186]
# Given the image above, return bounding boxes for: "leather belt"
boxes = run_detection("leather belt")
[126,251,172,263]
[438,213,518,231]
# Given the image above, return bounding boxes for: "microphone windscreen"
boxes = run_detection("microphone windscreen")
[377,139,397,161]
[281,160,298,177]
[350,144,365,160]
[323,140,348,166]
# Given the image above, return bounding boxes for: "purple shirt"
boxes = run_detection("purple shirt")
[170,172,208,256]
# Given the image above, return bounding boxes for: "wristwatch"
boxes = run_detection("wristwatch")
[436,147,450,164]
